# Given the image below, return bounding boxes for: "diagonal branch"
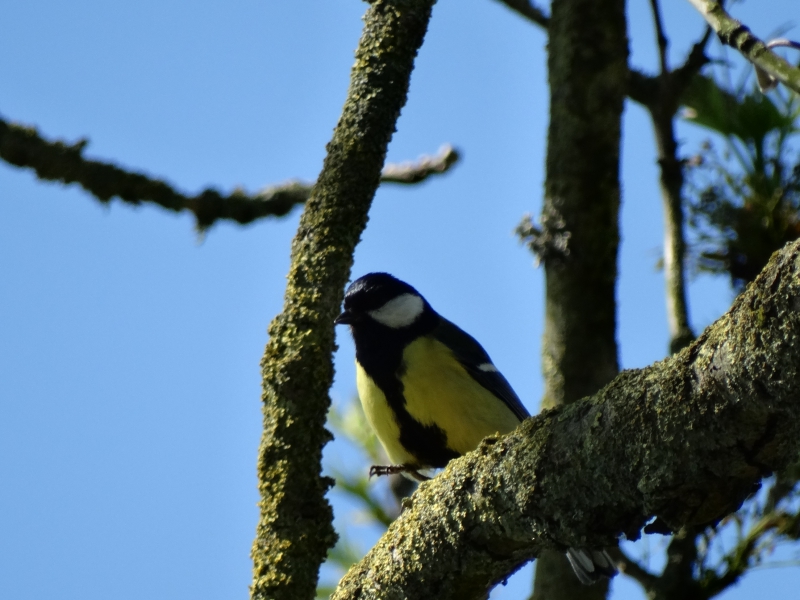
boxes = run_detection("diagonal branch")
[332,239,800,599]
[491,0,549,28]
[649,0,670,74]
[610,547,659,592]
[686,0,800,94]
[250,1,437,599]
[0,117,459,231]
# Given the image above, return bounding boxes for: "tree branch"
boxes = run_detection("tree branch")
[627,28,712,354]
[686,0,800,94]
[378,144,459,184]
[649,0,670,74]
[250,1,436,599]
[332,239,800,599]
[0,117,458,231]
[610,547,659,592]
[491,0,549,29]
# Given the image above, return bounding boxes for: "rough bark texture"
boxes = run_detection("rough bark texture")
[331,239,800,600]
[538,0,626,408]
[249,2,436,599]
[534,0,628,596]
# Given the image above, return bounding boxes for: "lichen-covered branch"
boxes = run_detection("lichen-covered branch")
[332,239,800,600]
[0,118,308,230]
[0,117,458,230]
[250,2,436,600]
[686,0,800,94]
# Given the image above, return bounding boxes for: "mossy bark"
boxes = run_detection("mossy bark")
[331,239,800,599]
[249,2,436,599]
[534,0,628,597]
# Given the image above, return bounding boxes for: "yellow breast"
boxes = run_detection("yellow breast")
[356,363,415,465]
[400,337,521,455]
[355,336,521,465]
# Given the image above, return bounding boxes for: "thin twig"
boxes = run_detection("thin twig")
[638,26,711,353]
[609,547,659,592]
[491,0,549,28]
[649,0,670,74]
[379,145,459,184]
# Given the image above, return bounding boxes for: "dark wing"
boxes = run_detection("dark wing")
[431,317,530,421]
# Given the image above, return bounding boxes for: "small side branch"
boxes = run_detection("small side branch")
[491,0,550,28]
[610,547,658,592]
[379,145,459,184]
[635,25,712,353]
[0,117,459,230]
[686,0,800,94]
[649,0,669,74]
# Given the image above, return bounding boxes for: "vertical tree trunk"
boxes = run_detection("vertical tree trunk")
[532,0,628,598]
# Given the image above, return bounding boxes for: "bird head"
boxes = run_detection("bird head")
[335,273,431,329]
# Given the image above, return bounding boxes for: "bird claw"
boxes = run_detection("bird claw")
[369,464,430,481]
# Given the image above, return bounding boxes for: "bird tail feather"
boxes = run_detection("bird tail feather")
[565,548,618,586]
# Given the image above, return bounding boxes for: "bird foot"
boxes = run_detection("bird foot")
[369,464,430,481]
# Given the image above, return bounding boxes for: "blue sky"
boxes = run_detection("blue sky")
[1,1,798,598]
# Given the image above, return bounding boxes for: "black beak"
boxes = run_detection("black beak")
[334,310,353,325]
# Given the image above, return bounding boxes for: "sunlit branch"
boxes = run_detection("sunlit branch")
[755,39,800,92]
[685,0,800,94]
[379,144,459,184]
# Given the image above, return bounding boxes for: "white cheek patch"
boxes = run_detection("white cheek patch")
[369,293,424,328]
[477,362,498,372]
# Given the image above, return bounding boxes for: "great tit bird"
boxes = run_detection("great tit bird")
[335,272,617,586]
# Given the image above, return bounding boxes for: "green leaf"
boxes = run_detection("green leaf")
[681,74,795,145]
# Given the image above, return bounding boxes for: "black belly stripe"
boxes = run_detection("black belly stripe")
[354,322,460,469]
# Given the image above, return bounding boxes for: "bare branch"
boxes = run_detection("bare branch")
[380,144,460,184]
[672,27,714,90]
[610,547,659,591]
[0,117,459,231]
[628,28,713,354]
[686,0,800,94]
[649,0,670,74]
[332,239,800,599]
[491,0,549,29]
